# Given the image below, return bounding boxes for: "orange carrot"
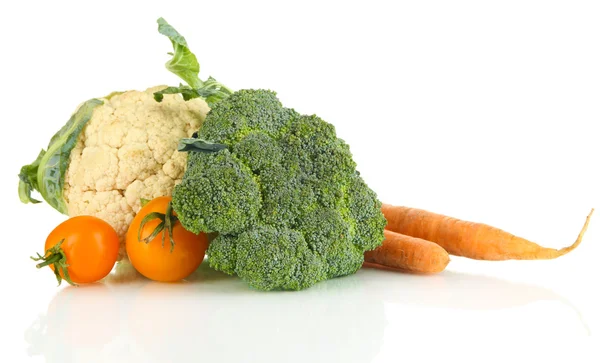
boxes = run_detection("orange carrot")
[381,204,594,261]
[364,229,450,273]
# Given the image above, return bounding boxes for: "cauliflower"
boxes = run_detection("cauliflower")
[19,86,209,259]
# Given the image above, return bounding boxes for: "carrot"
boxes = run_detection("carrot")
[364,229,450,273]
[381,204,594,261]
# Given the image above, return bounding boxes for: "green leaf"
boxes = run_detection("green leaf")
[17,99,103,214]
[201,77,235,106]
[18,149,45,204]
[157,17,202,89]
[177,138,228,153]
[153,81,232,107]
[153,84,203,102]
[155,18,233,106]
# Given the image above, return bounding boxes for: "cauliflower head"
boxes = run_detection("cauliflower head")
[19,86,209,259]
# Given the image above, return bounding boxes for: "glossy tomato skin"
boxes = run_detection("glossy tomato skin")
[126,196,208,282]
[45,216,120,284]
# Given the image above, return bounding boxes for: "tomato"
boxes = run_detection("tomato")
[37,216,120,284]
[126,196,208,282]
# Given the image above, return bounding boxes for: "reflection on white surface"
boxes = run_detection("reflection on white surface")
[24,261,588,362]
[363,264,589,314]
[362,264,590,335]
[25,261,387,363]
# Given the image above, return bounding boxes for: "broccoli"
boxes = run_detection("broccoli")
[158,18,386,290]
[209,225,329,291]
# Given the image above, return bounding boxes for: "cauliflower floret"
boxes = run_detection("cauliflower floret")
[63,86,209,259]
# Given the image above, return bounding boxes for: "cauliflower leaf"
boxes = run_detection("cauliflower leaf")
[18,99,103,213]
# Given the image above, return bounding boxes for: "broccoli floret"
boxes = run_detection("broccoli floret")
[298,208,364,277]
[172,149,261,235]
[199,89,295,144]
[210,225,328,291]
[205,233,237,275]
[346,173,388,251]
[172,89,386,290]
[232,132,283,172]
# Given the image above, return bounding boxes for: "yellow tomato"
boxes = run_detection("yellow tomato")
[126,197,208,282]
[38,216,119,285]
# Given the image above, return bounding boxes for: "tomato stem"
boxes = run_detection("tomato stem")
[35,253,61,268]
[31,239,77,286]
[165,202,176,253]
[137,202,179,252]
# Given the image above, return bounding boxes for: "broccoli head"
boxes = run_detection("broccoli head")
[171,89,386,291]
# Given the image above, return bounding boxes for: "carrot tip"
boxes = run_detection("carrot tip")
[556,208,594,257]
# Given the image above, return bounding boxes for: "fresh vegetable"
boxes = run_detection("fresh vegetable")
[32,216,120,285]
[364,230,450,273]
[381,204,594,261]
[18,80,210,261]
[153,18,386,290]
[23,16,591,291]
[126,196,208,282]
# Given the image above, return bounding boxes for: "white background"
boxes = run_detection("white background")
[1,1,599,362]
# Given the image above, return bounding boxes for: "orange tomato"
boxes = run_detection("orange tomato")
[126,196,208,282]
[39,216,120,284]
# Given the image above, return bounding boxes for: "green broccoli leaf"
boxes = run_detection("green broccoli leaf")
[177,138,228,153]
[17,99,103,214]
